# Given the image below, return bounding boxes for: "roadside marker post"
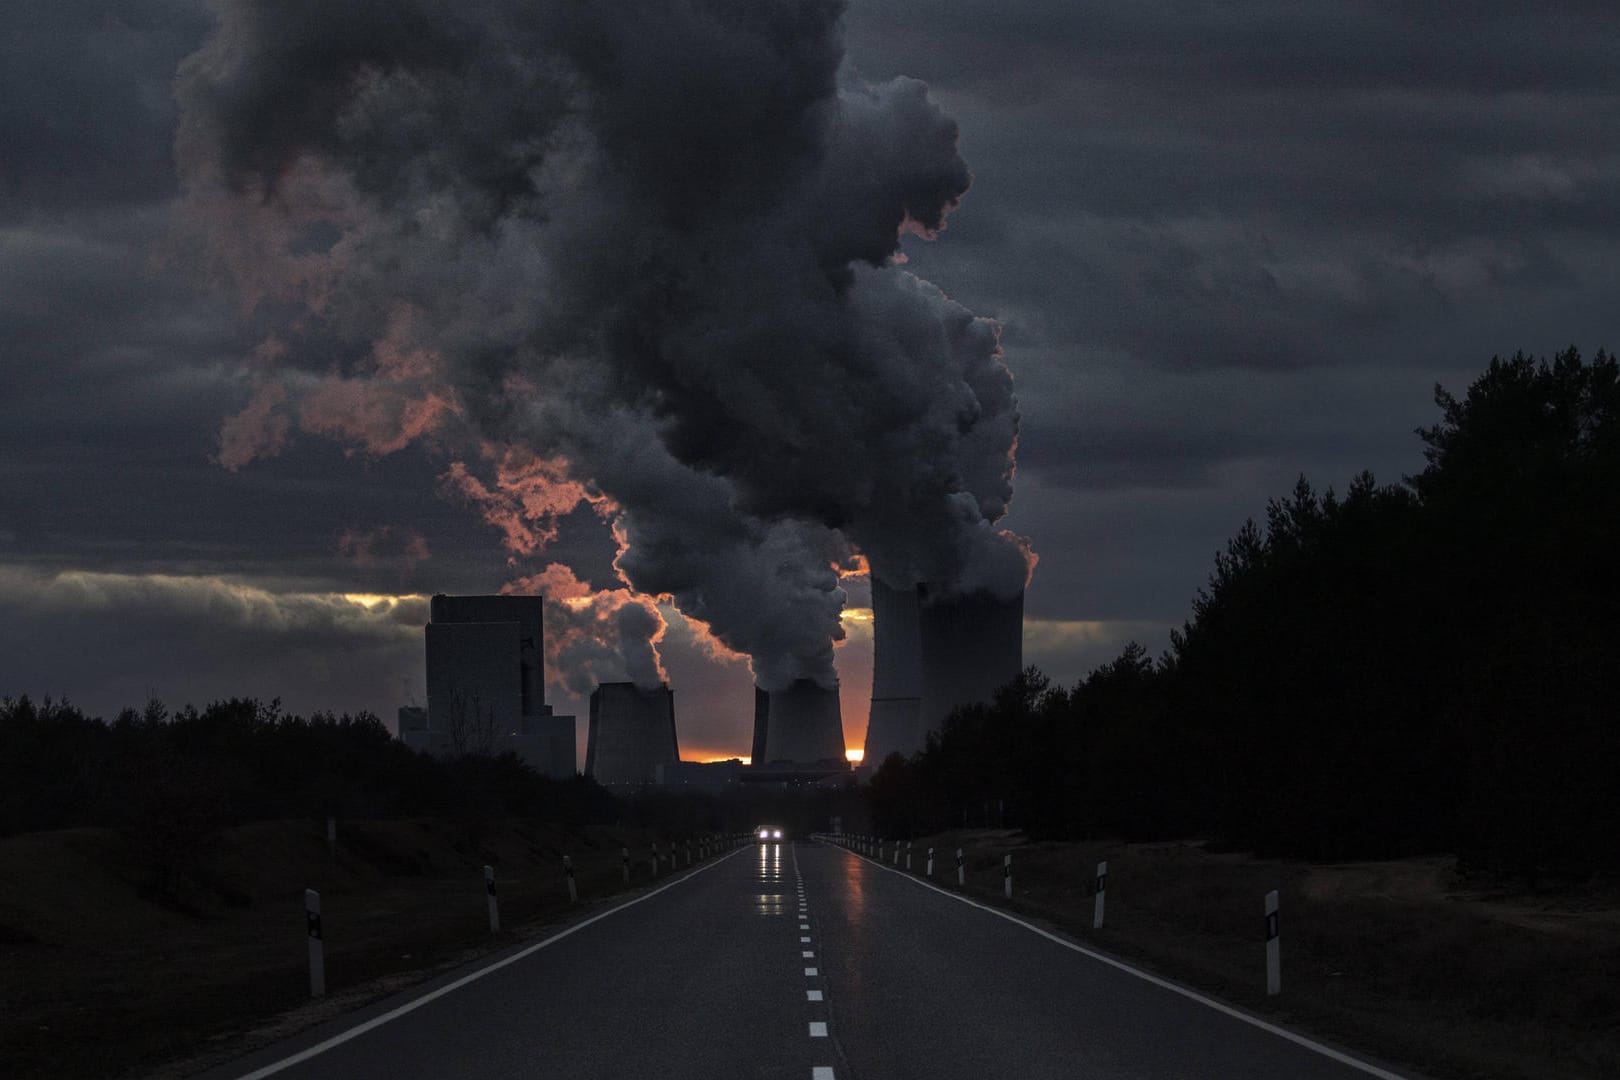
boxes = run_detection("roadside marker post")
[956,848,964,886]
[926,847,935,878]
[622,846,630,884]
[485,865,500,934]
[564,855,577,903]
[650,842,660,877]
[686,839,693,867]
[1093,860,1108,929]
[1265,890,1281,995]
[894,841,902,867]
[305,888,325,997]
[1003,853,1013,899]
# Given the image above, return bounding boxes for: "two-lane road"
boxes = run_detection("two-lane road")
[202,841,1411,1080]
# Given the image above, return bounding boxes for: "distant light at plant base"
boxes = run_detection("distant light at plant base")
[845,748,864,763]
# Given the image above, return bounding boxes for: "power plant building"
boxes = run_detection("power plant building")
[400,594,578,778]
[585,682,680,786]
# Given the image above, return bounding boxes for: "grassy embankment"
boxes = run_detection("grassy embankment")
[0,818,734,1079]
[837,829,1620,1080]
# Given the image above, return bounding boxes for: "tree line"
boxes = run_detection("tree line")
[0,696,623,837]
[869,347,1620,883]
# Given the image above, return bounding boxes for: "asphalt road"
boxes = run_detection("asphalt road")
[201,841,1411,1080]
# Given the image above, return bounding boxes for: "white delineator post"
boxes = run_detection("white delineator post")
[650,842,660,876]
[686,839,693,867]
[926,847,935,878]
[1003,853,1013,899]
[893,841,901,867]
[1093,860,1108,929]
[485,865,500,934]
[622,846,630,884]
[564,855,578,903]
[1265,890,1281,995]
[305,888,325,997]
[956,848,964,886]
[905,841,913,871]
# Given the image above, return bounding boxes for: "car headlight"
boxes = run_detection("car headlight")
[772,829,782,839]
[758,829,769,839]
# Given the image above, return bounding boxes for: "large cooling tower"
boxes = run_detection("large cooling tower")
[863,576,924,767]
[758,679,846,767]
[751,686,770,766]
[585,682,680,786]
[916,585,1024,738]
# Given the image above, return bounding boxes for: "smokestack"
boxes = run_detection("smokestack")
[758,679,846,767]
[585,682,679,786]
[863,575,924,767]
[916,585,1024,739]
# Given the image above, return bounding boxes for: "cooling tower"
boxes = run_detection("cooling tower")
[751,686,770,766]
[585,682,680,786]
[916,585,1024,738]
[758,679,846,767]
[863,576,924,767]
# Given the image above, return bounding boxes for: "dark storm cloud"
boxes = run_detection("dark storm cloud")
[0,1,209,216]
[5,0,1620,737]
[848,1,1620,369]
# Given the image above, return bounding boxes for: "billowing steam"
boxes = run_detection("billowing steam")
[175,0,1033,692]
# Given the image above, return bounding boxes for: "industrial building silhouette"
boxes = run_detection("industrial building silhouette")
[398,594,576,778]
[400,581,1022,786]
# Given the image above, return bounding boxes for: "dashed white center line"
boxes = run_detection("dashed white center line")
[799,922,809,929]
[804,966,818,976]
[806,990,823,1002]
[802,950,815,958]
[809,1021,828,1038]
[812,1069,836,1080]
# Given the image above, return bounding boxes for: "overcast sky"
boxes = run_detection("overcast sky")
[4,2,1618,761]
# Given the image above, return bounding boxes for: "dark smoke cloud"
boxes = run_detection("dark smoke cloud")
[175,0,1030,690]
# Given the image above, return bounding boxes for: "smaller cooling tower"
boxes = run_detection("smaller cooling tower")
[585,682,680,786]
[917,586,1024,738]
[863,576,924,767]
[759,679,846,767]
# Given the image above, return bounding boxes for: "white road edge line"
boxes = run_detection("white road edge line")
[231,846,746,1079]
[823,839,1412,1080]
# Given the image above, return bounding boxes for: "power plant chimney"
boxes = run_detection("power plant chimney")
[863,575,923,768]
[915,585,1024,740]
[758,679,846,767]
[585,682,679,786]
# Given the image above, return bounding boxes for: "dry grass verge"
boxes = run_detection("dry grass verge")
[0,819,733,1079]
[841,830,1620,1080]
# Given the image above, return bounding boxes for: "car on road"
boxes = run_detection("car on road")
[755,825,786,843]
